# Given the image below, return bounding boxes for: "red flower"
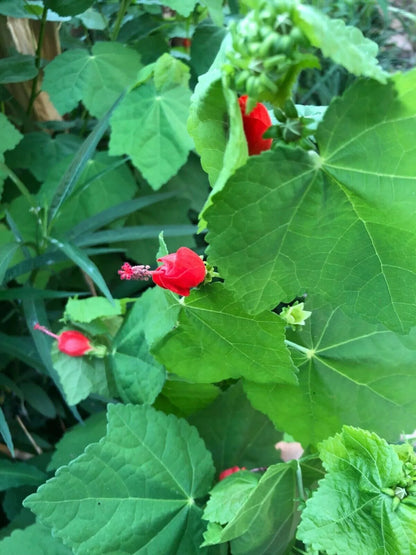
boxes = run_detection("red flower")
[238,95,272,155]
[219,466,246,481]
[152,247,206,296]
[34,324,92,357]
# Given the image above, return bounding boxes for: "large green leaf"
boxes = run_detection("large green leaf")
[244,303,416,446]
[294,4,387,83]
[0,522,72,555]
[206,71,416,333]
[0,54,37,84]
[24,404,215,554]
[44,0,94,16]
[42,42,141,118]
[297,426,416,554]
[190,382,282,474]
[112,290,166,405]
[109,55,193,189]
[0,407,14,457]
[152,283,297,384]
[202,462,300,554]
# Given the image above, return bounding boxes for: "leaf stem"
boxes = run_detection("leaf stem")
[27,4,49,116]
[284,339,311,356]
[110,0,131,41]
[296,460,306,501]
[0,162,36,209]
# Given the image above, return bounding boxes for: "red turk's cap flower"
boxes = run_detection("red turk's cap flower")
[152,247,206,296]
[238,95,273,156]
[118,247,206,297]
[219,466,246,481]
[34,324,93,357]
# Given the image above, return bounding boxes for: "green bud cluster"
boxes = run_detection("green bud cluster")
[384,443,416,511]
[223,0,318,110]
[263,99,316,149]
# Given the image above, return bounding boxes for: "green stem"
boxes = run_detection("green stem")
[296,460,306,501]
[110,0,131,41]
[0,162,36,209]
[284,339,311,356]
[27,5,49,117]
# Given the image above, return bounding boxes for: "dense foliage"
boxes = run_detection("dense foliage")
[0,0,416,553]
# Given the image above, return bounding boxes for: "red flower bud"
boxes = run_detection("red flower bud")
[152,247,206,296]
[238,95,273,155]
[219,466,246,481]
[34,324,93,357]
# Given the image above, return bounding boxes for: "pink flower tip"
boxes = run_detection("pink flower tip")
[219,466,246,481]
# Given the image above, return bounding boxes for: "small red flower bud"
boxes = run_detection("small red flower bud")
[238,95,273,155]
[33,324,92,357]
[219,466,246,481]
[152,247,206,296]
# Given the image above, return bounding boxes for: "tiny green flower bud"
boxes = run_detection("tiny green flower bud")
[280,302,311,328]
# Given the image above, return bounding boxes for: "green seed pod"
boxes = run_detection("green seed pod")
[259,72,278,93]
[381,488,395,497]
[402,496,416,507]
[246,75,259,98]
[259,32,281,58]
[392,496,401,511]
[235,69,251,90]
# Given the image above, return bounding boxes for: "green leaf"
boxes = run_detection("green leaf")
[295,4,387,83]
[206,71,416,332]
[161,0,197,17]
[42,42,141,118]
[0,242,19,284]
[20,382,57,419]
[5,132,82,181]
[44,0,94,16]
[188,76,247,199]
[244,304,416,446]
[190,24,227,77]
[190,382,282,473]
[0,0,68,20]
[203,462,300,554]
[53,241,113,303]
[109,75,193,189]
[199,0,224,27]
[51,345,110,406]
[0,113,22,155]
[64,297,122,324]
[156,378,220,417]
[0,521,72,555]
[0,460,46,491]
[297,426,416,554]
[112,291,166,404]
[0,407,14,457]
[48,411,107,471]
[203,471,261,525]
[24,404,215,554]
[0,54,37,84]
[153,283,297,384]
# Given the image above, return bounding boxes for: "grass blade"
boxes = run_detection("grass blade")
[0,407,14,458]
[76,224,198,247]
[47,90,126,226]
[52,240,113,303]
[67,192,177,240]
